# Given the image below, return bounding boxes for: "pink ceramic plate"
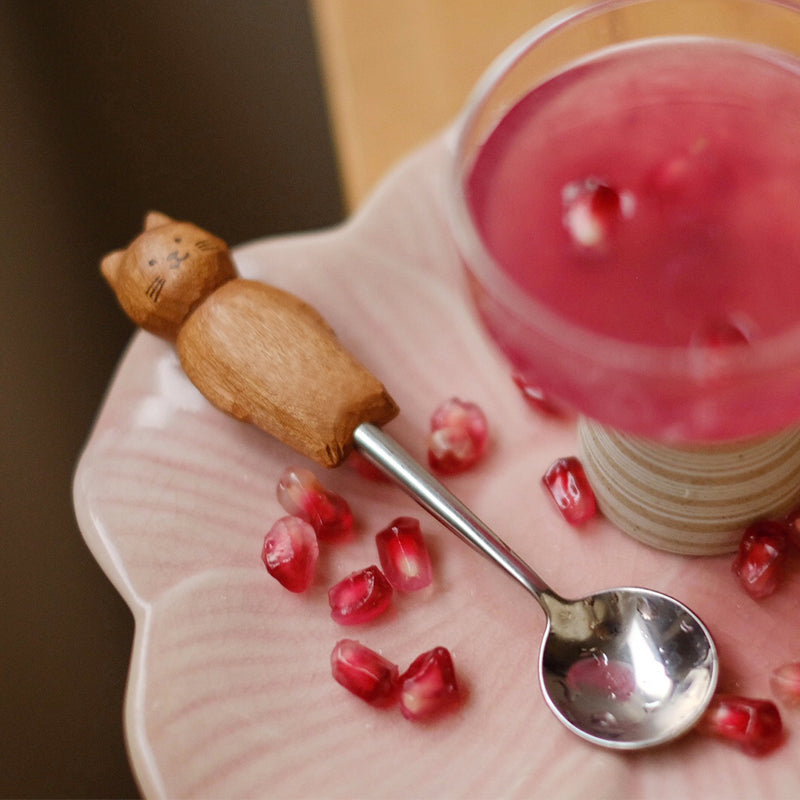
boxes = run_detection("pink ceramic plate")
[74,133,800,799]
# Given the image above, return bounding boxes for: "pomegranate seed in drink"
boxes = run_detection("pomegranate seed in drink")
[375,517,433,592]
[731,519,788,599]
[328,565,393,625]
[770,662,800,707]
[261,516,319,593]
[561,177,634,249]
[697,694,784,756]
[330,639,400,707]
[276,466,354,541]
[399,646,461,721]
[511,372,564,417]
[427,398,489,474]
[691,316,752,348]
[542,456,597,525]
[688,316,753,378]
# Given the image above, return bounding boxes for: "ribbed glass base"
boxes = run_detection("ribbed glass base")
[578,417,800,554]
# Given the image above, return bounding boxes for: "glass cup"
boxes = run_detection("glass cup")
[446,0,800,553]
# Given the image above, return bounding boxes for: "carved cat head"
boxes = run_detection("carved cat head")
[101,211,236,339]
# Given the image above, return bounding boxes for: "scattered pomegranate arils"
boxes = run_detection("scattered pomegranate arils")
[732,519,788,599]
[330,639,400,707]
[276,466,354,541]
[512,372,564,417]
[399,646,461,721]
[328,565,393,625]
[770,662,800,707]
[376,517,433,592]
[427,397,489,474]
[697,694,784,756]
[562,177,634,249]
[261,516,319,593]
[542,456,597,525]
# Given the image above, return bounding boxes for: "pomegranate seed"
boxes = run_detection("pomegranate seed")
[649,138,718,197]
[512,372,564,417]
[427,398,489,474]
[691,317,752,348]
[261,516,319,593]
[770,662,800,707]
[562,177,634,249]
[697,694,784,756]
[399,646,461,721]
[375,517,433,592]
[542,456,597,525]
[328,565,393,625]
[276,466,354,541]
[330,639,400,707]
[732,519,788,599]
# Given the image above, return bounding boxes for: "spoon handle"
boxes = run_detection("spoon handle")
[354,423,555,603]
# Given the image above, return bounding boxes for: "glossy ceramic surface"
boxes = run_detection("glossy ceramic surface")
[74,135,800,798]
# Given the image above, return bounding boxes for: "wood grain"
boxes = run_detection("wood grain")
[177,279,398,466]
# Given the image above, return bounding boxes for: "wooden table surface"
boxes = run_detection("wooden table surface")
[310,0,574,209]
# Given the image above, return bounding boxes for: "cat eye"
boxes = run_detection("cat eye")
[148,259,157,266]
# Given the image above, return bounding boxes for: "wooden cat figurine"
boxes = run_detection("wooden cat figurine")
[101,212,398,466]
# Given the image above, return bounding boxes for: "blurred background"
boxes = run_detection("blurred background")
[1,2,343,796]
[1,0,555,795]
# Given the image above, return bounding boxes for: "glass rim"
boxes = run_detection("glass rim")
[445,0,800,382]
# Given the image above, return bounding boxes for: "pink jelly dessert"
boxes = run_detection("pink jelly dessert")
[460,39,800,441]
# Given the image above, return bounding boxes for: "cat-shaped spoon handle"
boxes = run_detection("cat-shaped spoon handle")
[101,212,398,467]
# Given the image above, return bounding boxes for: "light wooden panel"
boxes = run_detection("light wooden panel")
[310,0,573,208]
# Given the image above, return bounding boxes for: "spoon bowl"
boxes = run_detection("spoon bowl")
[540,588,718,749]
[98,213,719,750]
[355,423,718,749]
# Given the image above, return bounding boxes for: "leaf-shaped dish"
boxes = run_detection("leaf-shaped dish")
[74,134,800,799]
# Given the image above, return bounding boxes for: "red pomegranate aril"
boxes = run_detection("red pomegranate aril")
[770,662,800,707]
[375,517,433,592]
[330,639,400,707]
[562,177,633,249]
[328,565,393,625]
[399,646,461,721]
[697,694,784,756]
[276,466,354,541]
[512,372,564,417]
[427,398,489,475]
[691,317,752,348]
[732,519,788,599]
[261,516,319,593]
[542,456,597,525]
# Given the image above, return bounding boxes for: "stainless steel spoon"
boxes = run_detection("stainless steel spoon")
[99,217,718,750]
[354,422,719,750]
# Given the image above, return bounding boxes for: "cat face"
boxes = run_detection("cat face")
[101,211,237,339]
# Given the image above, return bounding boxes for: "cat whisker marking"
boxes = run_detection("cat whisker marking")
[146,275,166,303]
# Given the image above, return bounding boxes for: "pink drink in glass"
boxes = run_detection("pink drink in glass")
[457,36,800,442]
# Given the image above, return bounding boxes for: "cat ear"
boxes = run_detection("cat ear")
[144,211,174,231]
[101,250,124,286]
